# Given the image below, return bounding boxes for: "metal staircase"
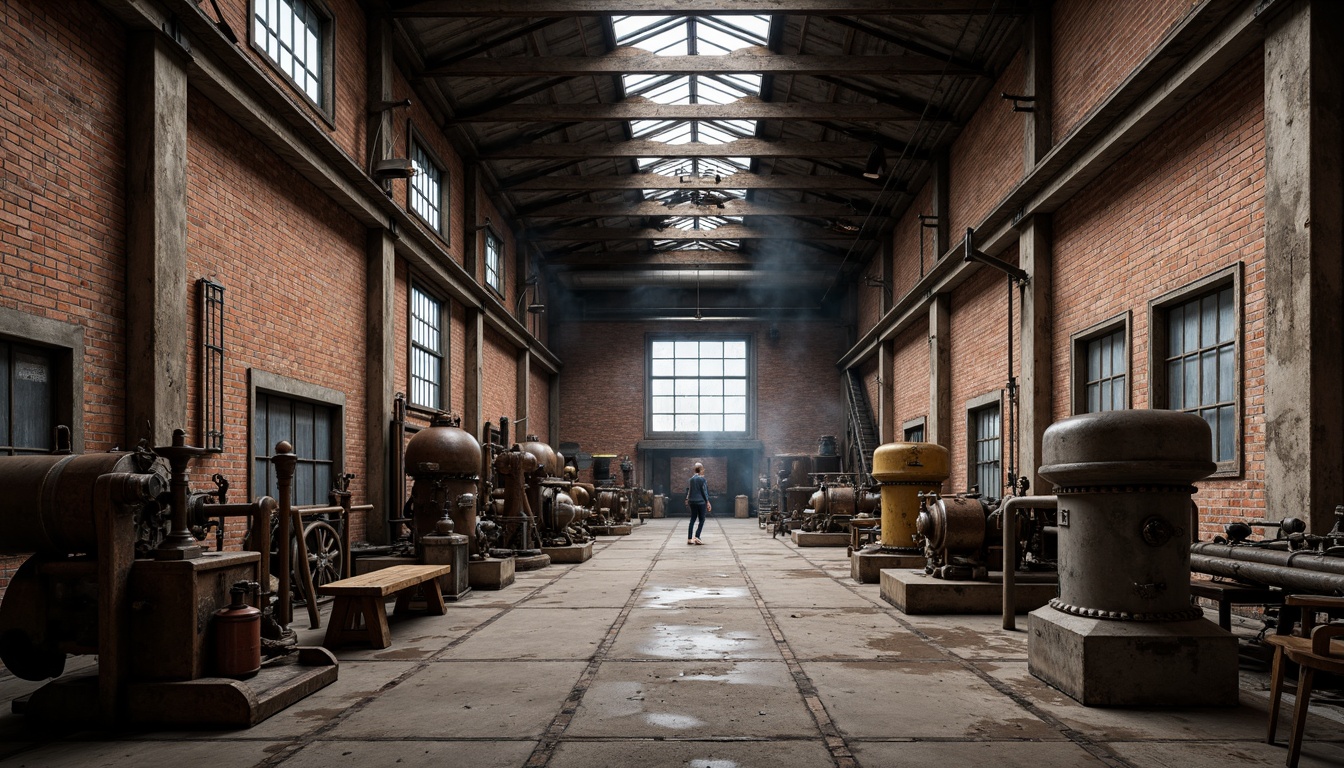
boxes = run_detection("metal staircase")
[844,369,880,485]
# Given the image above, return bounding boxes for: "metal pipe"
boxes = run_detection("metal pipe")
[1190,553,1344,595]
[1190,542,1344,578]
[1001,495,1058,630]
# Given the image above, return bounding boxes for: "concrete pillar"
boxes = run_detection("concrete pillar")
[1264,0,1344,533]
[125,29,190,448]
[365,228,395,544]
[1024,0,1054,167]
[1018,215,1052,495]
[464,308,485,440]
[927,295,952,452]
[878,340,895,443]
[516,348,530,436]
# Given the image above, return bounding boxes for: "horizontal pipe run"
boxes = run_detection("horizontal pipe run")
[1189,554,1344,596]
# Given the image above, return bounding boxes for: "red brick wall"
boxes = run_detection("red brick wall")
[529,364,550,443]
[554,320,848,479]
[0,0,127,451]
[948,50,1025,238]
[1051,51,1265,537]
[482,326,517,427]
[892,322,929,430]
[855,262,883,338]
[1052,0,1195,144]
[892,179,937,298]
[947,252,1014,493]
[185,90,369,543]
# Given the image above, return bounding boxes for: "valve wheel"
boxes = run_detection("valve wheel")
[293,520,344,591]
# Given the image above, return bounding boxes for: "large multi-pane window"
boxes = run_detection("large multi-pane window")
[0,341,55,455]
[410,285,445,410]
[409,141,443,233]
[650,338,748,433]
[252,0,331,113]
[253,392,337,506]
[1083,328,1127,413]
[485,231,503,294]
[1165,285,1237,463]
[968,400,1001,498]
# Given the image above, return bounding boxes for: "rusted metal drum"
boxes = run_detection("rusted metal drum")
[916,495,989,554]
[405,414,482,555]
[871,442,949,551]
[0,452,169,555]
[1039,410,1215,621]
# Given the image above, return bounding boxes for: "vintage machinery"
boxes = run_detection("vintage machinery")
[915,493,1057,581]
[1189,506,1344,596]
[0,431,336,727]
[870,442,949,553]
[801,475,878,534]
[519,435,592,550]
[401,412,479,598]
[1028,410,1237,707]
[756,475,779,530]
[772,454,815,537]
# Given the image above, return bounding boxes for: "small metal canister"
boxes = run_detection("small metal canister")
[214,580,261,678]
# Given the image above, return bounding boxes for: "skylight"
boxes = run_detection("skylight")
[612,15,770,250]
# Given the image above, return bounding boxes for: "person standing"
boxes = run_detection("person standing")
[685,462,710,545]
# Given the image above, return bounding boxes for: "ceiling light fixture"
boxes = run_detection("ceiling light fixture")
[863,144,886,179]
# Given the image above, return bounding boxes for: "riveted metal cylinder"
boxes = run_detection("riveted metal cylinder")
[1039,411,1215,621]
[405,414,482,556]
[871,442,949,551]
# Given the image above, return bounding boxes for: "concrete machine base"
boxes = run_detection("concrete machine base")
[851,550,925,584]
[541,541,594,564]
[591,524,633,536]
[1027,606,1238,707]
[880,569,1058,615]
[468,557,516,590]
[513,553,552,571]
[791,531,850,547]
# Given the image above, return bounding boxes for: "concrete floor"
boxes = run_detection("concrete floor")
[1,517,1343,768]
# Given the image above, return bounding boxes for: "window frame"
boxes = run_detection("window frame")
[965,390,1003,498]
[1070,312,1131,415]
[407,279,450,413]
[0,307,84,454]
[248,369,345,506]
[1148,263,1243,478]
[249,0,336,126]
[406,125,448,236]
[902,416,926,443]
[484,227,504,296]
[645,332,754,438]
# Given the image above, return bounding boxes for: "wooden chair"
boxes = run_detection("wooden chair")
[1266,594,1344,767]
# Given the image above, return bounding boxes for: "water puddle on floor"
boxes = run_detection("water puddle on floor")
[641,586,749,608]
[645,712,705,729]
[639,624,760,657]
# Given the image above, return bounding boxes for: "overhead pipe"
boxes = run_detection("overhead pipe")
[1000,495,1057,630]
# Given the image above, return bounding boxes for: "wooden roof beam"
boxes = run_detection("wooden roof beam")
[524,222,877,240]
[485,138,890,159]
[427,50,982,77]
[452,101,939,123]
[389,1,1022,18]
[505,171,883,191]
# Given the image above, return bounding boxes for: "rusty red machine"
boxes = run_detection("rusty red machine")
[0,430,336,728]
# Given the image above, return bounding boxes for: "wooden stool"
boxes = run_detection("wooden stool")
[316,564,453,649]
[1265,594,1344,766]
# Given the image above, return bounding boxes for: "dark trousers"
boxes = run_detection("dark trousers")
[687,502,706,539]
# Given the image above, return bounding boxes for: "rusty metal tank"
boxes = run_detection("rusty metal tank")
[404,413,482,556]
[1039,410,1215,621]
[519,436,561,477]
[872,442,949,552]
[0,451,170,555]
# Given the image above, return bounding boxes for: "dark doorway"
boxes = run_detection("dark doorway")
[647,449,757,516]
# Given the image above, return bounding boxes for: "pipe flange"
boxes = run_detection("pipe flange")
[1047,598,1205,622]
[1052,484,1197,496]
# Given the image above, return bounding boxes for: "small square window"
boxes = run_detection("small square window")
[485,231,503,295]
[902,417,926,443]
[251,0,334,120]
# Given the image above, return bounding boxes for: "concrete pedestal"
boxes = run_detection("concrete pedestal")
[1027,606,1238,707]
[541,541,593,563]
[591,524,632,536]
[792,531,850,547]
[880,569,1058,615]
[422,533,472,601]
[734,495,749,518]
[468,557,516,590]
[850,551,924,583]
[514,553,552,571]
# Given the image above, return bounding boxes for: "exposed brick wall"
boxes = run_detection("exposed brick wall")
[0,0,126,451]
[892,322,929,431]
[482,326,517,427]
[946,251,1014,494]
[1051,51,1265,537]
[529,364,550,442]
[184,90,370,544]
[891,179,937,300]
[554,320,848,482]
[855,261,882,338]
[948,51,1025,240]
[858,357,878,425]
[1052,0,1196,144]
[449,300,466,415]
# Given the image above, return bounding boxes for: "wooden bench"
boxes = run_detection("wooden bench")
[317,564,453,649]
[1189,579,1282,631]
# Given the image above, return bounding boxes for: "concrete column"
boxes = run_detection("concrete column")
[364,228,395,544]
[927,295,952,452]
[1264,0,1344,533]
[516,348,531,436]
[125,29,190,448]
[878,340,895,443]
[464,307,485,440]
[1018,215,1053,495]
[1024,0,1054,167]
